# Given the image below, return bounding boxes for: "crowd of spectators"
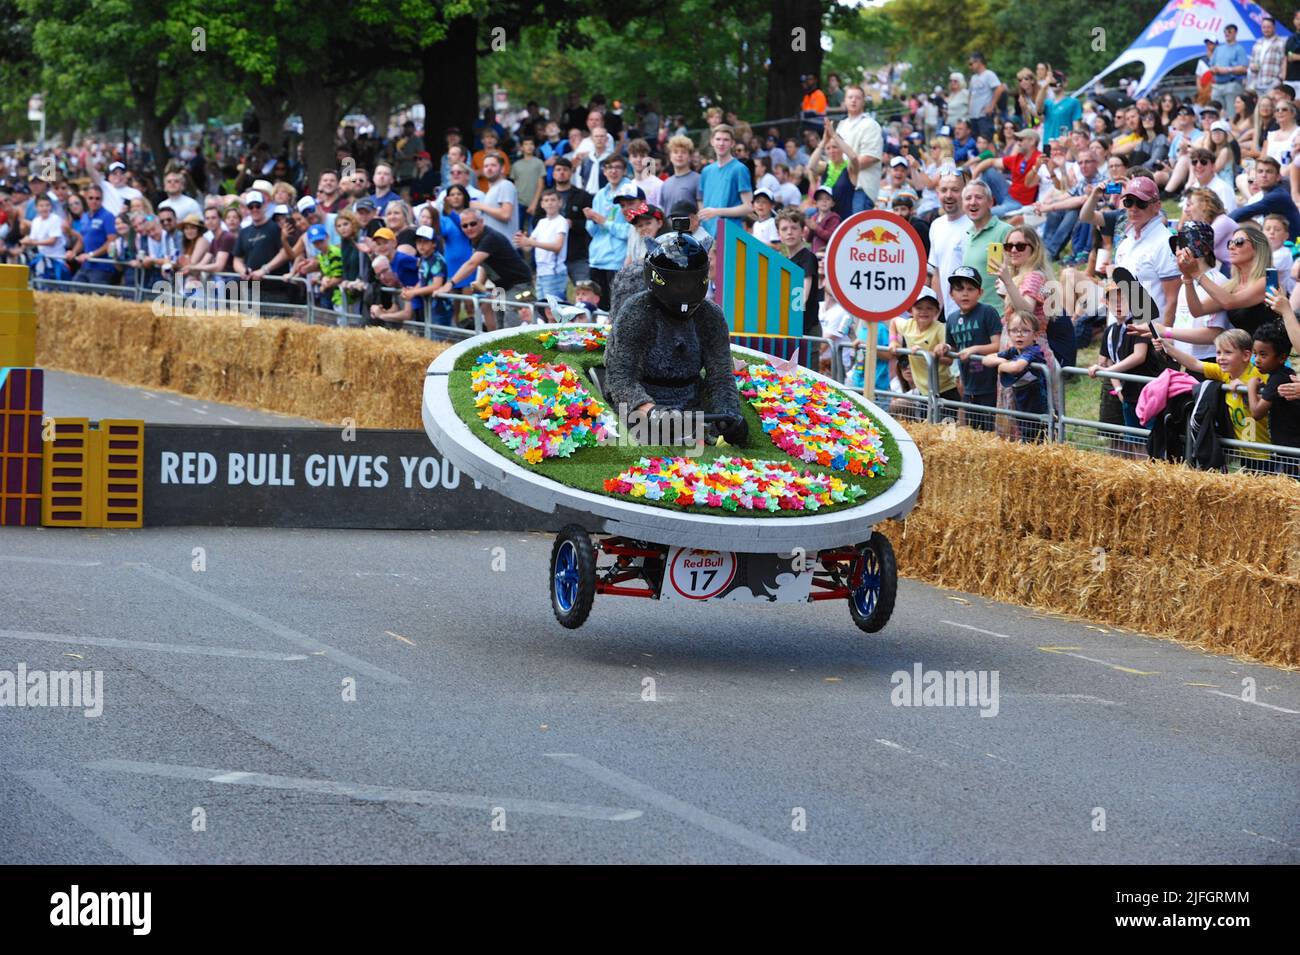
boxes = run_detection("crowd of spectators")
[3,16,1300,467]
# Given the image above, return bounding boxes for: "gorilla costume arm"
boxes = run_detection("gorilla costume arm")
[693,299,744,419]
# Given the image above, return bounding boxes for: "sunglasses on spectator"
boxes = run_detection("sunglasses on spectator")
[1004,241,1031,252]
[1191,158,1212,166]
[1121,196,1152,209]
[1228,236,1249,248]
[246,201,263,208]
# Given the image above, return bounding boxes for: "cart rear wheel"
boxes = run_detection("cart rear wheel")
[848,532,897,634]
[551,525,597,629]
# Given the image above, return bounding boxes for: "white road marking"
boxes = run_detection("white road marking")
[129,563,404,684]
[1037,647,1157,675]
[546,753,822,864]
[1011,693,1121,706]
[166,399,181,406]
[942,620,1011,639]
[219,417,239,425]
[1242,829,1300,853]
[0,555,102,567]
[13,770,175,865]
[0,629,309,661]
[872,738,952,769]
[88,759,642,822]
[1206,690,1300,715]
[191,407,208,416]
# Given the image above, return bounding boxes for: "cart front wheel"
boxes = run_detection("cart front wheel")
[551,525,597,629]
[848,531,897,634]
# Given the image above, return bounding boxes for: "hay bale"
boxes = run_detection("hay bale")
[882,427,1300,666]
[34,293,449,425]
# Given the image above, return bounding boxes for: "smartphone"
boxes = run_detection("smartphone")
[1267,267,1279,296]
[1104,181,1123,195]
[1245,158,1257,178]
[986,242,1004,273]
[1148,321,1161,340]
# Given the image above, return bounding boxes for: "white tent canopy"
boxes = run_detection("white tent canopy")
[1076,0,1290,98]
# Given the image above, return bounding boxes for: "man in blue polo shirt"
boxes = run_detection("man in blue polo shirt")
[1230,156,1300,236]
[697,124,753,239]
[68,186,117,286]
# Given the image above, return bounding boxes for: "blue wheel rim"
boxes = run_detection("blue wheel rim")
[554,540,579,612]
[853,548,881,617]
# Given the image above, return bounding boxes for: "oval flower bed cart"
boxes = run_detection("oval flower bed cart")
[424,324,922,631]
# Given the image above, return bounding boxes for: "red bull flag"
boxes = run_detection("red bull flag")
[1075,0,1288,99]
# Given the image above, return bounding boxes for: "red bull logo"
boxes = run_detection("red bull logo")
[856,225,900,245]
[1149,1,1223,40]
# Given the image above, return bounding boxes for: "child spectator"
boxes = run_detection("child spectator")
[1263,213,1296,294]
[776,207,821,356]
[307,224,345,321]
[985,310,1049,442]
[514,188,570,302]
[1089,283,1160,430]
[804,187,840,255]
[938,266,1003,430]
[1156,326,1270,448]
[892,286,958,409]
[751,189,779,247]
[1246,318,1300,473]
[623,202,663,266]
[403,225,453,327]
[572,279,603,321]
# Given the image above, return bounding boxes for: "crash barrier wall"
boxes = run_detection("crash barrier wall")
[41,418,144,528]
[143,424,589,531]
[880,422,1300,668]
[35,293,449,430]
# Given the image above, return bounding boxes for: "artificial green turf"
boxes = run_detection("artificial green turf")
[448,329,903,515]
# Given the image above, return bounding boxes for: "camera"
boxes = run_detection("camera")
[670,215,691,233]
[1104,182,1123,195]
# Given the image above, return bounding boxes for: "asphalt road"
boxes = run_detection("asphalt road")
[1,527,1296,864]
[41,369,321,427]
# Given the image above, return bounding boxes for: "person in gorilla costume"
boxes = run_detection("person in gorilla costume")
[604,225,748,445]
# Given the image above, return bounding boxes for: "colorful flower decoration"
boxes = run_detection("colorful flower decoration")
[735,362,890,477]
[602,456,867,513]
[537,327,607,352]
[471,350,617,463]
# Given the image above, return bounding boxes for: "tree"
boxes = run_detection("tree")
[18,0,205,166]
[766,0,826,128]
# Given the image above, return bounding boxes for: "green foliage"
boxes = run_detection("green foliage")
[479,0,774,123]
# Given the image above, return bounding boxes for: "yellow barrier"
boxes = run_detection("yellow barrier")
[41,417,144,528]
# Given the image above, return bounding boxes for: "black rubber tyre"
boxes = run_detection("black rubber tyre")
[550,525,597,629]
[848,531,897,634]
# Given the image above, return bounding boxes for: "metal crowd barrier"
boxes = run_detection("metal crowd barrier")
[27,262,1300,473]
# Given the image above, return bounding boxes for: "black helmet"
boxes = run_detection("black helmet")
[644,230,709,317]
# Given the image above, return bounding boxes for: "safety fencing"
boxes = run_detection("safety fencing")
[850,345,1300,476]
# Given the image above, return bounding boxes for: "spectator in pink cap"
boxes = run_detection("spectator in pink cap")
[1112,175,1181,318]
